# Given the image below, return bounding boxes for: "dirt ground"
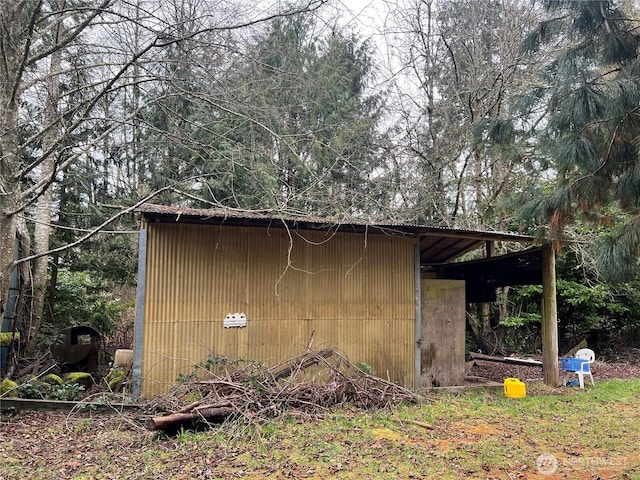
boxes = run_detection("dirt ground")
[1,358,639,480]
[469,357,640,383]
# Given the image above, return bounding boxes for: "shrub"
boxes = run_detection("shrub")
[0,378,18,396]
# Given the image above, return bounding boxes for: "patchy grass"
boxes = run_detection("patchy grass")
[1,379,640,479]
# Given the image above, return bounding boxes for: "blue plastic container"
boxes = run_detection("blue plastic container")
[561,357,589,372]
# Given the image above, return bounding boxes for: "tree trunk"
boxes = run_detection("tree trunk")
[494,285,510,351]
[27,189,54,354]
[0,2,23,328]
[479,302,493,350]
[25,13,64,356]
[44,253,59,326]
[146,405,235,431]
[467,304,493,354]
[0,214,18,327]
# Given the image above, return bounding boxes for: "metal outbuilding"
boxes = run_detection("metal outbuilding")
[133,204,558,397]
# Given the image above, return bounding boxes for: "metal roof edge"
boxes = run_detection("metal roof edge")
[137,203,537,242]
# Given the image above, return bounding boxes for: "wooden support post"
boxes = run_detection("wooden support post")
[542,245,559,387]
[485,241,494,258]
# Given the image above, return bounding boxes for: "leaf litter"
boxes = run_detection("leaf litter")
[2,350,640,479]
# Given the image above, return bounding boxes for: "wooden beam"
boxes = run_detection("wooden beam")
[469,352,542,367]
[542,245,559,386]
[0,397,141,413]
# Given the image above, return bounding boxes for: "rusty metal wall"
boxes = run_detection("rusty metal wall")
[141,223,416,397]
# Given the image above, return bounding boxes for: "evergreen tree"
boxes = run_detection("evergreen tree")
[134,14,384,217]
[520,0,640,282]
[206,15,384,216]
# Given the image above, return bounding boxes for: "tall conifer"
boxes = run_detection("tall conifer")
[521,1,640,281]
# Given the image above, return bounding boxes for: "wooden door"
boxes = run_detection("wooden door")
[420,279,465,388]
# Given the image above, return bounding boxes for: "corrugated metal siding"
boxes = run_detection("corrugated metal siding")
[141,223,416,397]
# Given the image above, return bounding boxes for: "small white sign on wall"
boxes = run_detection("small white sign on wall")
[223,312,247,328]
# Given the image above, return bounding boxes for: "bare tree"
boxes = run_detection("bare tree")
[378,0,547,353]
[383,0,543,230]
[0,0,327,350]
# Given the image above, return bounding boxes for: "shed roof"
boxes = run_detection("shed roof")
[137,203,538,264]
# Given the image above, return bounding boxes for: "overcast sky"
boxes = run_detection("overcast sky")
[328,0,392,40]
[340,0,388,31]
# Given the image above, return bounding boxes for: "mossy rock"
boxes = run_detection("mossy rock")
[42,374,64,386]
[63,372,94,388]
[0,378,18,396]
[105,368,125,391]
[0,332,19,347]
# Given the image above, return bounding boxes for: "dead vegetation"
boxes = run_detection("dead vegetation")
[144,348,419,432]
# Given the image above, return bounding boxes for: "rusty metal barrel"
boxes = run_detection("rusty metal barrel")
[51,325,102,372]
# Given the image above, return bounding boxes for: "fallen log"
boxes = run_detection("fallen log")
[147,403,234,431]
[271,348,334,380]
[469,352,542,367]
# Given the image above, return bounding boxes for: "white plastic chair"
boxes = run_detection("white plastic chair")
[570,348,595,389]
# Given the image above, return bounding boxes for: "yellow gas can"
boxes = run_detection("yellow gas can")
[504,377,526,398]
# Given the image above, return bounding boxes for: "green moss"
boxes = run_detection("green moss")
[41,374,64,385]
[63,372,94,388]
[105,368,125,391]
[0,378,18,396]
[0,332,19,347]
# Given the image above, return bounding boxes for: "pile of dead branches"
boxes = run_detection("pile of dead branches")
[145,348,419,432]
